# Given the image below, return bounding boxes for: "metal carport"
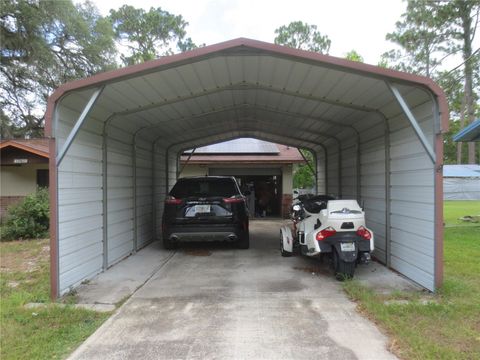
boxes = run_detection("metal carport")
[46,38,447,298]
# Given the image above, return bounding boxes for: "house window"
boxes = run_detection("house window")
[37,169,49,188]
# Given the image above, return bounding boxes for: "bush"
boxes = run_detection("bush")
[1,188,50,241]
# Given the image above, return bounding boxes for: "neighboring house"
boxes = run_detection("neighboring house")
[443,164,480,200]
[180,138,305,218]
[0,139,49,217]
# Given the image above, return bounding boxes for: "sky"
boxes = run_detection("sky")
[90,0,408,65]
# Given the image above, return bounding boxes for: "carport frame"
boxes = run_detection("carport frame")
[46,38,447,299]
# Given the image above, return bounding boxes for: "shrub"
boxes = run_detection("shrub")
[1,188,50,241]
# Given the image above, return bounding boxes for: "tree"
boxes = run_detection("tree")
[1,0,117,138]
[293,149,315,189]
[440,0,480,164]
[109,5,194,65]
[345,50,364,62]
[383,0,480,164]
[274,21,331,54]
[382,0,450,78]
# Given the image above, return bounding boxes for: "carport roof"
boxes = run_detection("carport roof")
[45,37,448,147]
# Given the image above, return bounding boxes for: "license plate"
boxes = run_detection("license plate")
[194,205,211,214]
[340,242,355,252]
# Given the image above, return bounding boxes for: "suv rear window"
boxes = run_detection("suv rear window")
[170,178,239,198]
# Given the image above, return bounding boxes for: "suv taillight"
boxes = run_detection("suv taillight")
[223,197,244,204]
[316,227,336,241]
[356,226,371,240]
[165,196,182,205]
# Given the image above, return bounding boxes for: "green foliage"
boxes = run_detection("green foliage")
[293,149,315,189]
[383,0,480,164]
[345,50,364,62]
[0,0,117,138]
[109,5,194,65]
[382,0,450,78]
[1,188,50,240]
[274,21,331,54]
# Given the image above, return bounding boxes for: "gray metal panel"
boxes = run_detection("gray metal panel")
[106,123,134,267]
[382,97,436,291]
[57,105,104,294]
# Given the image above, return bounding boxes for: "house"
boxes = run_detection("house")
[179,138,305,218]
[0,139,49,217]
[443,164,480,200]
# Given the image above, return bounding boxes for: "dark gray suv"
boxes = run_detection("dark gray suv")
[161,176,249,249]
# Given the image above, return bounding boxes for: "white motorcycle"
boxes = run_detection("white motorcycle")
[280,195,374,280]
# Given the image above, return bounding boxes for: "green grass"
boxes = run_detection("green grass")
[0,239,111,360]
[344,201,480,360]
[443,200,480,227]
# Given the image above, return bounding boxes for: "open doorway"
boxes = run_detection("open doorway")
[235,175,282,218]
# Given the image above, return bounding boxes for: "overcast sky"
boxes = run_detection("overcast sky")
[89,0,407,65]
[89,0,476,69]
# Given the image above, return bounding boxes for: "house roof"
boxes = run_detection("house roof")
[181,140,304,164]
[453,119,480,142]
[443,164,480,177]
[0,139,50,158]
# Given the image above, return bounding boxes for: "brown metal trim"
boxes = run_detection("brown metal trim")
[434,133,444,288]
[48,138,58,299]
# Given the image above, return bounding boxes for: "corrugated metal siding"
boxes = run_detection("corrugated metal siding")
[339,137,358,199]
[56,103,104,294]
[135,136,154,249]
[357,114,388,264]
[106,123,134,266]
[154,144,168,238]
[383,92,435,291]
[316,148,326,194]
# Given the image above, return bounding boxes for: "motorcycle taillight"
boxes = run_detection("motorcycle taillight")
[316,227,336,241]
[356,226,371,240]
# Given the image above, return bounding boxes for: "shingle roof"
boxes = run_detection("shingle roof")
[0,139,50,158]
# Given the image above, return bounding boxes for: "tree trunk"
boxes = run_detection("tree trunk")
[460,1,476,164]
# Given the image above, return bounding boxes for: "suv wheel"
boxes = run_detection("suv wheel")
[163,234,176,250]
[237,232,249,249]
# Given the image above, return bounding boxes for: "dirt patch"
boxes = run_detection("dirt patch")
[184,249,212,257]
[0,240,49,273]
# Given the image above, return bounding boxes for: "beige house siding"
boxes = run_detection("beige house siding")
[178,165,207,178]
[1,163,49,196]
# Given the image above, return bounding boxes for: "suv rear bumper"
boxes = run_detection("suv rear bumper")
[165,224,243,242]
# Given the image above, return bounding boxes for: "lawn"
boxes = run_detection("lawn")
[344,201,480,360]
[0,239,111,360]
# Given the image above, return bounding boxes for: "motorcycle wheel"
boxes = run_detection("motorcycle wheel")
[280,231,292,257]
[333,249,355,280]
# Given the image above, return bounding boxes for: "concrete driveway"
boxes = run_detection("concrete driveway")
[69,220,397,360]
